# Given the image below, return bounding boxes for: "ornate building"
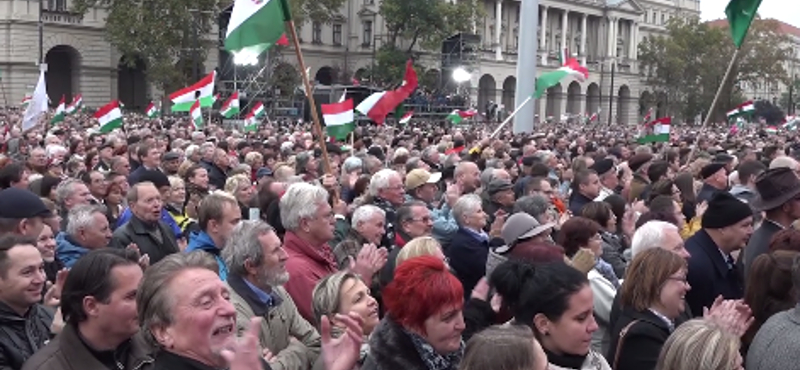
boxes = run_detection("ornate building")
[1,0,700,124]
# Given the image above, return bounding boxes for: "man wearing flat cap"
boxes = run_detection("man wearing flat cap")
[591,158,618,201]
[685,191,753,317]
[742,167,800,276]
[626,153,653,202]
[483,178,515,230]
[697,162,728,204]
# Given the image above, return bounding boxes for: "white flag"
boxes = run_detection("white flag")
[22,68,49,133]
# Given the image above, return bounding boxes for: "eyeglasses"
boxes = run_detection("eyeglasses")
[411,217,433,223]
[666,276,689,285]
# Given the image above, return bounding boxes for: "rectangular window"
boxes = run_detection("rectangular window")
[312,22,322,44]
[363,20,373,47]
[333,24,342,46]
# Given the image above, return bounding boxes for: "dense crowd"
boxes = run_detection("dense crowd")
[0,104,798,370]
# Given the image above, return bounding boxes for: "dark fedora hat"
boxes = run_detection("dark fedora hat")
[751,167,800,211]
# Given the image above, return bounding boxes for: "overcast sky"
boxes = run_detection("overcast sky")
[700,0,800,28]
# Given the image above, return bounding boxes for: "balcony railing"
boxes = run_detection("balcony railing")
[41,10,83,24]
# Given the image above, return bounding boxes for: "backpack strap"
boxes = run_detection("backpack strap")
[612,319,640,370]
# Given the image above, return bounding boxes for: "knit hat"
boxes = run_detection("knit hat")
[701,192,753,229]
[590,158,615,176]
[628,153,654,172]
[700,162,727,180]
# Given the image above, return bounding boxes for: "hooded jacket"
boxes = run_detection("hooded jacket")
[55,232,90,268]
[185,231,228,281]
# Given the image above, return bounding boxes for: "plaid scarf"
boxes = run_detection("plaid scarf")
[404,329,464,370]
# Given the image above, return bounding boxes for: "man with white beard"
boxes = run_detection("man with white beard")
[222,221,321,370]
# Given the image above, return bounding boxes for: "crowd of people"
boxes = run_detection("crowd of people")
[0,103,798,370]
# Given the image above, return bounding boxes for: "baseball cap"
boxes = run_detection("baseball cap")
[0,188,54,219]
[496,213,555,254]
[405,169,442,190]
[162,151,181,161]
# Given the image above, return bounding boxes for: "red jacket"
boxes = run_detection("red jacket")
[283,231,338,322]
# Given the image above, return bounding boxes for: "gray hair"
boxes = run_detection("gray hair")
[312,271,362,327]
[631,221,679,258]
[66,204,107,236]
[397,201,428,224]
[185,144,199,157]
[55,178,84,205]
[368,169,400,197]
[222,220,275,277]
[422,147,439,163]
[342,156,363,174]
[514,195,551,218]
[137,251,219,346]
[534,150,555,163]
[279,182,329,231]
[480,168,496,188]
[351,205,386,229]
[443,153,460,168]
[452,194,483,226]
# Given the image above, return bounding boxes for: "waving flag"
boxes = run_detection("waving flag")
[356,60,418,124]
[225,0,291,57]
[638,117,671,143]
[190,100,203,130]
[51,95,66,125]
[220,92,240,118]
[170,71,217,111]
[725,0,762,48]
[534,58,588,99]
[322,99,355,140]
[66,94,82,114]
[726,101,754,120]
[146,102,160,118]
[95,101,123,133]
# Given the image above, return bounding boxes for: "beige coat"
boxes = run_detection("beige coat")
[228,282,321,370]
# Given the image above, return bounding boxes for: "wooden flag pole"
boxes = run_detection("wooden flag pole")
[686,47,741,163]
[285,20,333,175]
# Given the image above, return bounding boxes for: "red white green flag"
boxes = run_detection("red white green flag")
[170,71,217,112]
[51,95,66,125]
[225,0,292,57]
[533,58,589,99]
[221,92,240,118]
[146,102,160,118]
[399,110,414,124]
[249,101,265,118]
[95,100,123,133]
[190,99,203,130]
[66,94,82,114]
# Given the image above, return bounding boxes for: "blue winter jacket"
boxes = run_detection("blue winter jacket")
[117,207,182,238]
[55,232,89,268]
[185,230,229,281]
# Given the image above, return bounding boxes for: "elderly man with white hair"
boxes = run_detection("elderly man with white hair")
[366,169,405,248]
[281,183,386,322]
[609,220,691,332]
[332,204,386,268]
[445,193,490,296]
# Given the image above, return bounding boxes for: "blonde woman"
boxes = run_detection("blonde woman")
[396,236,447,266]
[655,319,742,370]
[312,271,379,370]
[224,174,255,220]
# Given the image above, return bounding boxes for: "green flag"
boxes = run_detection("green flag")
[725,0,762,48]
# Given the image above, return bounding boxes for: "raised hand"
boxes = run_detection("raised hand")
[43,268,69,308]
[321,313,364,370]
[221,317,263,370]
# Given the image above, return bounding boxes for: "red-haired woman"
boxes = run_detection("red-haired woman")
[362,256,466,370]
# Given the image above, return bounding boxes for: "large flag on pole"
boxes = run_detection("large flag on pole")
[725,0,762,48]
[355,60,418,124]
[51,95,66,125]
[249,101,265,118]
[22,68,48,133]
[95,101,123,133]
[726,100,755,120]
[322,99,355,140]
[446,109,478,124]
[243,111,259,132]
[220,92,240,118]
[225,0,292,57]
[169,71,217,111]
[190,99,203,130]
[533,58,589,99]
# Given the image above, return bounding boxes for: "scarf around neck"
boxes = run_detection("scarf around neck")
[404,328,464,370]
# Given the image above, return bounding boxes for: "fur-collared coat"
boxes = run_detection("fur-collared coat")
[361,316,430,370]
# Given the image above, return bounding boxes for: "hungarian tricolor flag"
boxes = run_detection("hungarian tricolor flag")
[534,58,588,98]
[95,100,123,133]
[588,110,600,123]
[221,92,240,118]
[322,99,355,140]
[766,125,778,134]
[146,102,160,118]
[356,60,418,124]
[66,94,82,114]
[558,48,570,66]
[726,101,754,120]
[638,117,671,143]
[399,110,414,124]
[225,0,291,57]
[21,95,31,109]
[446,109,478,124]
[642,107,653,123]
[170,71,217,112]
[51,95,66,125]
[190,100,203,130]
[243,111,259,132]
[249,101,265,118]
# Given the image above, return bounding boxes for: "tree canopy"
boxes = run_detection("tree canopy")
[638,17,791,122]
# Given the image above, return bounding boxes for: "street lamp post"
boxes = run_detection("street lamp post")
[453,67,471,106]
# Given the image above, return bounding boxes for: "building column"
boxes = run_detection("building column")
[606,17,614,57]
[560,10,569,54]
[540,6,549,65]
[580,13,588,64]
[628,21,638,59]
[495,0,503,61]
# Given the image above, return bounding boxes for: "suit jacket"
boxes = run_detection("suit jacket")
[742,220,784,277]
[607,308,672,370]
[747,305,800,370]
[685,229,744,317]
[109,214,180,265]
[446,228,490,299]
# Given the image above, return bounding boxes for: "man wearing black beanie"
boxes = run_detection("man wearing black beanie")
[684,191,753,317]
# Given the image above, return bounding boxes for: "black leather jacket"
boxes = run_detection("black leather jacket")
[0,302,53,370]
